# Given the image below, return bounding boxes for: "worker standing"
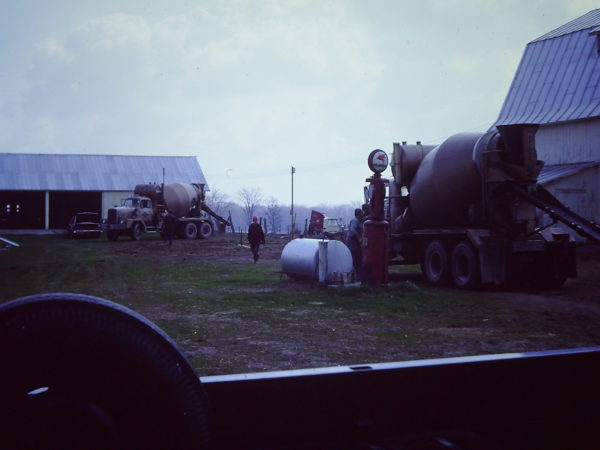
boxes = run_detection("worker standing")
[163,210,177,246]
[346,208,365,281]
[247,216,266,263]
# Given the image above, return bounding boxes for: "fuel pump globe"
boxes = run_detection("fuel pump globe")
[367,149,389,175]
[363,150,390,286]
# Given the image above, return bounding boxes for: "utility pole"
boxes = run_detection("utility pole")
[291,165,295,239]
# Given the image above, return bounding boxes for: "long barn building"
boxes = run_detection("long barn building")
[495,9,600,234]
[0,154,208,230]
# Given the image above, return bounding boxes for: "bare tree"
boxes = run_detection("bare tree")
[264,197,282,234]
[205,185,232,218]
[238,187,263,225]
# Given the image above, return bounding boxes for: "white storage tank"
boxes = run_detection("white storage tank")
[281,239,353,282]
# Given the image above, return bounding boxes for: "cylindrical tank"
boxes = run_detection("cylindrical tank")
[392,142,437,187]
[162,183,200,217]
[281,239,353,281]
[134,184,162,203]
[408,132,484,228]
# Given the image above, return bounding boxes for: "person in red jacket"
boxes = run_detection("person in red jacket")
[247,216,266,263]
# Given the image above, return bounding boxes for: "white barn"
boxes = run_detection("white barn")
[0,154,208,230]
[494,9,600,234]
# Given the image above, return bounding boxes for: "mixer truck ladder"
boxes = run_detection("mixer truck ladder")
[201,204,232,227]
[511,184,600,243]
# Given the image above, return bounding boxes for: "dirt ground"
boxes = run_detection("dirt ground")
[485,244,600,321]
[108,233,285,264]
[111,233,600,311]
[107,234,600,374]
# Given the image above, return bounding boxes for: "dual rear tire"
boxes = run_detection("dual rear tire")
[181,222,213,240]
[422,240,480,289]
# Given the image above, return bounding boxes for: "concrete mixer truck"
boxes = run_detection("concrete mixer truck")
[378,124,600,289]
[104,182,231,241]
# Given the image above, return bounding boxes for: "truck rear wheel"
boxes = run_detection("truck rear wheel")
[131,223,142,241]
[451,241,480,289]
[423,240,450,286]
[182,222,198,240]
[198,222,213,239]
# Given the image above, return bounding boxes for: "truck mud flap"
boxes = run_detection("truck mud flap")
[478,243,505,284]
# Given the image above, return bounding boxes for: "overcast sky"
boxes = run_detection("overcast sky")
[1,0,596,206]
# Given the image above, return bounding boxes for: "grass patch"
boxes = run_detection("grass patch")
[1,234,599,375]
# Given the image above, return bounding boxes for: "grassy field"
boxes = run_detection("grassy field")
[1,233,599,376]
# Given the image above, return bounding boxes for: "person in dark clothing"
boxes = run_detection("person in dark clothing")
[163,210,177,246]
[346,208,365,281]
[247,216,266,263]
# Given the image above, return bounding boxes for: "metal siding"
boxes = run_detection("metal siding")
[511,42,547,124]
[547,167,599,221]
[536,119,600,165]
[562,45,597,119]
[538,165,599,241]
[512,42,546,124]
[581,55,600,117]
[0,154,208,191]
[543,33,578,124]
[538,162,599,184]
[532,9,600,42]
[495,21,600,126]
[529,38,566,123]
[529,39,561,124]
[553,33,593,123]
[496,56,523,122]
[551,33,581,122]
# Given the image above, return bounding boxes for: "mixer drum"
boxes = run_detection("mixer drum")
[163,183,199,217]
[408,132,483,228]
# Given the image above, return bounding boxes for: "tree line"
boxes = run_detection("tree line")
[206,186,361,234]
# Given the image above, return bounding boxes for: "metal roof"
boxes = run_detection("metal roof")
[532,9,600,42]
[538,162,599,185]
[0,153,209,191]
[495,9,600,126]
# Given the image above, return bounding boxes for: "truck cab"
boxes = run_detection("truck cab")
[105,195,156,241]
[323,217,344,239]
[121,196,154,222]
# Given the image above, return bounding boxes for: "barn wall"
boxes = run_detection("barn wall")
[536,118,600,165]
[539,166,600,241]
[102,191,131,219]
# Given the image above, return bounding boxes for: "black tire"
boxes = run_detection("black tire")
[451,240,480,289]
[0,293,211,449]
[106,230,119,241]
[423,240,450,286]
[131,223,142,241]
[183,222,198,240]
[199,222,213,239]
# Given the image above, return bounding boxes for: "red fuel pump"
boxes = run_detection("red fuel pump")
[362,150,389,285]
